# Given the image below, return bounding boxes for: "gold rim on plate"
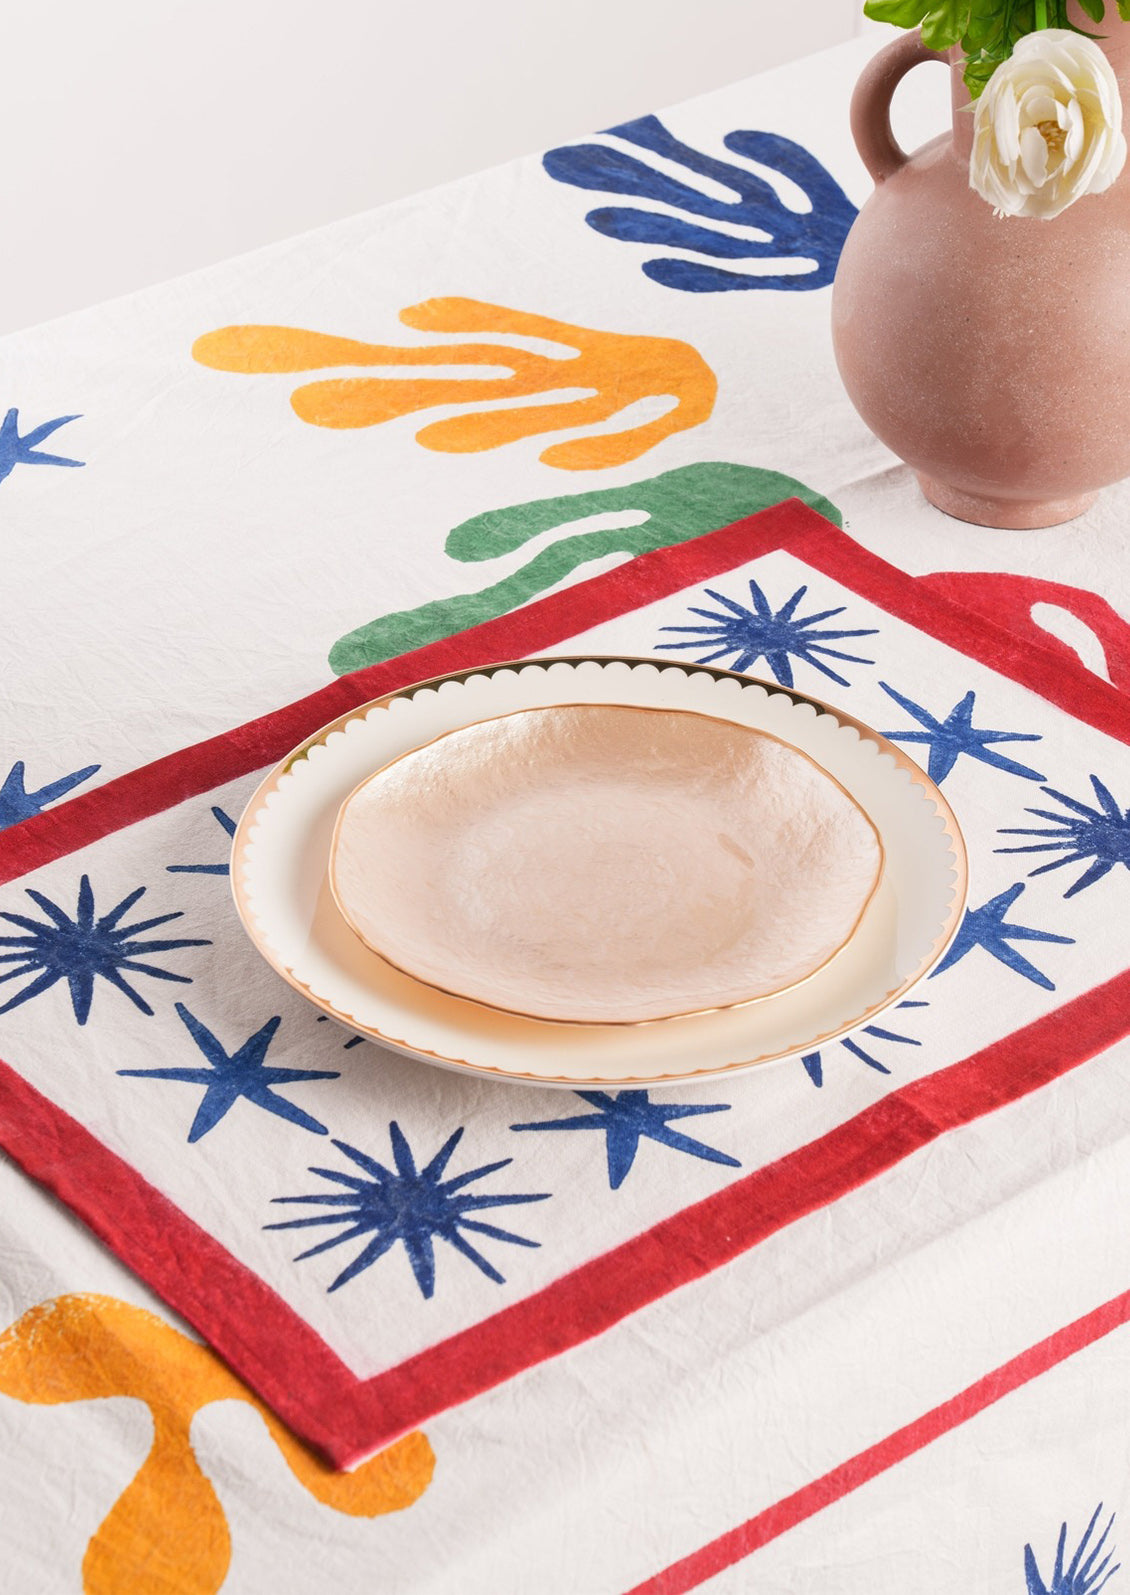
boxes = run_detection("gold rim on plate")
[324,701,887,1026]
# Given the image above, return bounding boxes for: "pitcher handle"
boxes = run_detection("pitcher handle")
[851,29,946,184]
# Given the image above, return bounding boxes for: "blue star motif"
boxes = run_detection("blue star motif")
[315,1015,366,1049]
[0,408,84,484]
[998,775,1130,898]
[800,1000,928,1087]
[0,875,210,1024]
[167,806,237,876]
[1026,1503,1119,1595]
[510,1089,740,1189]
[656,579,878,688]
[930,882,1073,991]
[266,1124,550,1296]
[878,681,1045,783]
[0,759,100,830]
[118,1002,340,1141]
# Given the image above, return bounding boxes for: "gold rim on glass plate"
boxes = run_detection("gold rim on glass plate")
[323,701,887,1026]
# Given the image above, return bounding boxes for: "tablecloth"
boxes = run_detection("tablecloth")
[3,30,1130,1595]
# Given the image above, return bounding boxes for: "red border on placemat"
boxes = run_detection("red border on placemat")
[4,499,1130,885]
[3,968,1129,1467]
[2,498,1130,1466]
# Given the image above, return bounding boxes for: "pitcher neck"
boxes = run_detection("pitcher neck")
[949,6,1130,162]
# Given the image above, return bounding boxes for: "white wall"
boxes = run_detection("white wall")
[0,0,877,335]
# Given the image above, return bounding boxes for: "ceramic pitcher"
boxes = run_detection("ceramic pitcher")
[831,5,1130,529]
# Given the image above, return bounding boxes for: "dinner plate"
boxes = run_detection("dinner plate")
[328,703,885,1023]
[231,657,967,1087]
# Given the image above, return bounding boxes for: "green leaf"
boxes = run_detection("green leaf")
[920,0,974,47]
[863,0,934,24]
[959,0,1053,95]
[963,48,1001,96]
[1117,0,1130,18]
[1077,0,1106,21]
[965,0,1024,50]
[864,0,971,41]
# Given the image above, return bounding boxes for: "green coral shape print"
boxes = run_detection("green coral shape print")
[328,462,839,675]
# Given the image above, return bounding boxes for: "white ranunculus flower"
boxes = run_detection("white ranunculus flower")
[970,28,1127,220]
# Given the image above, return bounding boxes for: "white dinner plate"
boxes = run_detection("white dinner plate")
[231,657,967,1087]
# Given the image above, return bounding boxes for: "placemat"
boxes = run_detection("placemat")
[2,498,1129,1468]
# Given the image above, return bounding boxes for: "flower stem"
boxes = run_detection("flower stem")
[1035,0,1048,26]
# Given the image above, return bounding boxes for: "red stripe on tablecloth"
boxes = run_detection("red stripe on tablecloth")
[3,964,1128,1467]
[624,1290,1130,1594]
[3,498,1130,888]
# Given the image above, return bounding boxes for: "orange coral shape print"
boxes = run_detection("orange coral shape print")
[192,298,717,469]
[0,1294,433,1595]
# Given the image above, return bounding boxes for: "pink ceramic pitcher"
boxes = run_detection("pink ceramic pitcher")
[831,5,1130,529]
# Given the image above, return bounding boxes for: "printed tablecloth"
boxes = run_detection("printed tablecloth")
[3,31,1130,1595]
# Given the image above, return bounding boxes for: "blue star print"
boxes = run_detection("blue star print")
[998,775,1130,898]
[0,875,210,1024]
[930,882,1073,991]
[0,408,84,484]
[879,682,1045,783]
[117,1003,340,1142]
[800,1000,928,1088]
[656,579,877,688]
[167,806,237,876]
[1025,1503,1119,1595]
[315,1015,365,1050]
[266,1123,550,1296]
[0,759,100,830]
[510,1090,740,1189]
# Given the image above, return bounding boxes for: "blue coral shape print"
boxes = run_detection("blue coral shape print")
[267,1123,551,1297]
[0,876,210,1024]
[879,682,1045,784]
[998,775,1130,898]
[543,116,858,292]
[0,408,84,484]
[1025,1503,1119,1594]
[117,1003,341,1142]
[0,759,100,830]
[511,1090,740,1189]
[656,578,877,688]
